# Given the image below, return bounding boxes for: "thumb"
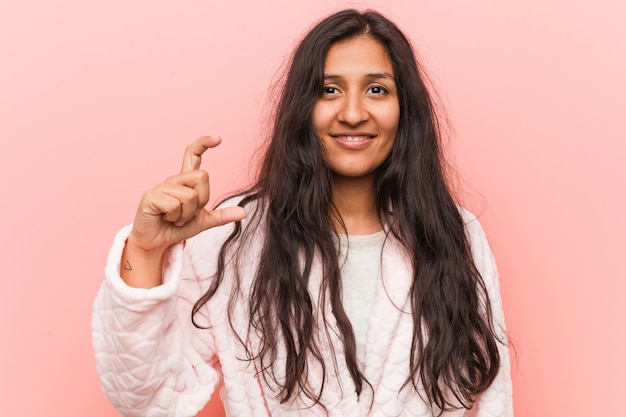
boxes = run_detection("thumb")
[197,206,247,231]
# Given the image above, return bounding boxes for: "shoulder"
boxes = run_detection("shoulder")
[457,206,489,247]
[457,206,499,279]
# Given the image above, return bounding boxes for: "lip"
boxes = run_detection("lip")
[330,132,376,149]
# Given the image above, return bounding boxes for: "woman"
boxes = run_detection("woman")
[93,9,513,417]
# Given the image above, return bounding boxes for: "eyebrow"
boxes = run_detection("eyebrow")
[323,72,395,81]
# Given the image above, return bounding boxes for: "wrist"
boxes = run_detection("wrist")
[124,237,168,262]
[120,239,168,289]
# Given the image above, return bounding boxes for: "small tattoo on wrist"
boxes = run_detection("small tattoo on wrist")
[124,260,133,271]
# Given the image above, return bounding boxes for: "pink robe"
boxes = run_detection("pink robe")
[92,204,513,417]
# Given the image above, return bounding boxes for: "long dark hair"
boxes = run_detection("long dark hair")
[193,9,500,414]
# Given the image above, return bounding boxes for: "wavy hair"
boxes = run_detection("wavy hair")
[193,9,500,414]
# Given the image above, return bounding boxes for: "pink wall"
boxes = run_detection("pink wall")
[1,1,624,416]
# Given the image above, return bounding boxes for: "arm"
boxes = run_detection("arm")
[93,226,221,417]
[93,137,246,416]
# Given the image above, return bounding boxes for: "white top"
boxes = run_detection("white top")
[337,231,386,367]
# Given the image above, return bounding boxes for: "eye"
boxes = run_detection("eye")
[368,85,389,95]
[323,86,339,95]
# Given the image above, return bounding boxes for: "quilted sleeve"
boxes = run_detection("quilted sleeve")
[92,225,221,417]
[461,210,514,417]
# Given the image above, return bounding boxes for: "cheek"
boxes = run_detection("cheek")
[375,102,400,136]
[311,102,335,132]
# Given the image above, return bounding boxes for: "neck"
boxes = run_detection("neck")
[330,174,382,235]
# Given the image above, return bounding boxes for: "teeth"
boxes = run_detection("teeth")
[342,136,367,141]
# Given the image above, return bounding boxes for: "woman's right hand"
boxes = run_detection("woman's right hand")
[121,136,247,288]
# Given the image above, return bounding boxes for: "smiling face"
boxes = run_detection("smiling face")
[312,36,400,183]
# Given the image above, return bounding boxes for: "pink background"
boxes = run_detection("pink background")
[1,1,624,416]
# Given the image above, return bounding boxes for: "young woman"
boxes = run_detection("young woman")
[93,9,513,417]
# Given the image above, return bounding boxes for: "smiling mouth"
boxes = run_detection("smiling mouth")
[331,134,375,148]
[335,135,372,141]
[332,131,376,139]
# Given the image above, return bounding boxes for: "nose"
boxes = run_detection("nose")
[337,93,369,126]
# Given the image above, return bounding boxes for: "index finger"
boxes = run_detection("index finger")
[180,136,223,173]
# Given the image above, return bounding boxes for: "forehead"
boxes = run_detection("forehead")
[324,36,394,75]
